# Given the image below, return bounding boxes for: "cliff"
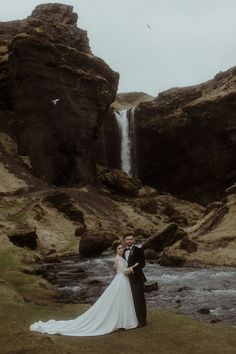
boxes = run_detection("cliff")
[135,67,236,204]
[0,3,118,185]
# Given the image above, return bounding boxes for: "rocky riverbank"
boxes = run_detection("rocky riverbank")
[37,253,236,326]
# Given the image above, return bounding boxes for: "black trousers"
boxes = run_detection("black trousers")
[130,281,147,325]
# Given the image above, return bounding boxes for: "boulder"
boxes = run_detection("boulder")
[97,165,141,196]
[159,253,186,266]
[142,223,186,253]
[144,281,158,292]
[79,231,118,257]
[140,199,158,214]
[144,248,159,260]
[6,226,38,249]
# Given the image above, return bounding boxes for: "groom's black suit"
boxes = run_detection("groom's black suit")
[123,245,147,326]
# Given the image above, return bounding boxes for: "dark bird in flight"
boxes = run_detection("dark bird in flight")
[146,24,151,29]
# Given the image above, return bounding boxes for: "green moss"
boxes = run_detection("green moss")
[0,292,8,300]
[0,248,54,302]
[0,247,19,272]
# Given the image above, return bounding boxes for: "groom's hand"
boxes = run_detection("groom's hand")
[124,267,134,275]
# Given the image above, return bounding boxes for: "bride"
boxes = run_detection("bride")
[29,242,138,336]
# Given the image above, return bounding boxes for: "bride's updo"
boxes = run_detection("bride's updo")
[112,241,122,254]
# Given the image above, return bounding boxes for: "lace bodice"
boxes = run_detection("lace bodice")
[116,256,127,274]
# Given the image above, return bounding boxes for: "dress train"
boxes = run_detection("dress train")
[29,257,138,336]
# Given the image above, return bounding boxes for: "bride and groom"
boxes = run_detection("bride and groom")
[30,234,147,336]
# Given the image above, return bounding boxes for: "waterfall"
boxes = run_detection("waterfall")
[115,108,136,177]
[129,107,137,177]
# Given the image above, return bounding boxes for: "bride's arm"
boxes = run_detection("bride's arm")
[124,262,139,275]
[131,262,139,269]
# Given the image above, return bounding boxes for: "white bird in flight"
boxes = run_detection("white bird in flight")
[52,98,60,105]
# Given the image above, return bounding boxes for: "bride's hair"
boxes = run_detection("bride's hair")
[112,241,122,254]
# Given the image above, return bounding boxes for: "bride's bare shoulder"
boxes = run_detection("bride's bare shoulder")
[114,256,122,266]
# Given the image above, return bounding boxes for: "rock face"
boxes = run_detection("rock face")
[134,67,236,204]
[161,182,236,266]
[0,4,118,185]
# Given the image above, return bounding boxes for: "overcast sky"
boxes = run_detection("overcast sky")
[1,0,236,96]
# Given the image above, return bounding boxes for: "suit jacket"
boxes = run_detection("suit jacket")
[123,245,146,283]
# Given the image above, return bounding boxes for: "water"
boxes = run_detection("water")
[41,254,236,325]
[115,108,136,177]
[115,110,131,175]
[129,107,137,177]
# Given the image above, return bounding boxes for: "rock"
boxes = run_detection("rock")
[138,185,158,197]
[163,204,174,217]
[75,226,87,237]
[225,182,236,196]
[142,223,186,253]
[6,226,38,249]
[159,253,186,266]
[134,228,150,239]
[0,4,118,186]
[198,307,211,315]
[43,192,85,224]
[196,205,229,236]
[97,165,141,196]
[180,236,198,253]
[204,201,223,215]
[159,187,236,266]
[144,248,159,260]
[177,286,192,292]
[140,199,158,214]
[88,279,103,285]
[144,281,158,292]
[79,231,118,256]
[111,92,154,111]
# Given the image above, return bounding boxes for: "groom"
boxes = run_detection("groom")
[123,234,147,327]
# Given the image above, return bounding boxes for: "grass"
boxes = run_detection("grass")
[0,247,54,302]
[0,292,8,300]
[0,246,236,354]
[0,301,235,354]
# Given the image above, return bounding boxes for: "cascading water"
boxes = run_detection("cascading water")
[115,109,132,176]
[129,107,137,177]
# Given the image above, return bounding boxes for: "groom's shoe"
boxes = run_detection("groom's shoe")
[137,322,147,327]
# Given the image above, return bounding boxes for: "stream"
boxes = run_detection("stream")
[40,252,236,326]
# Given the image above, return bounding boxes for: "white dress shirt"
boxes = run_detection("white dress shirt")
[125,244,134,261]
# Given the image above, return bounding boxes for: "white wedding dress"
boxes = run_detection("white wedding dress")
[29,257,138,336]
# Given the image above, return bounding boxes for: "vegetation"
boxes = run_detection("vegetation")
[0,302,235,354]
